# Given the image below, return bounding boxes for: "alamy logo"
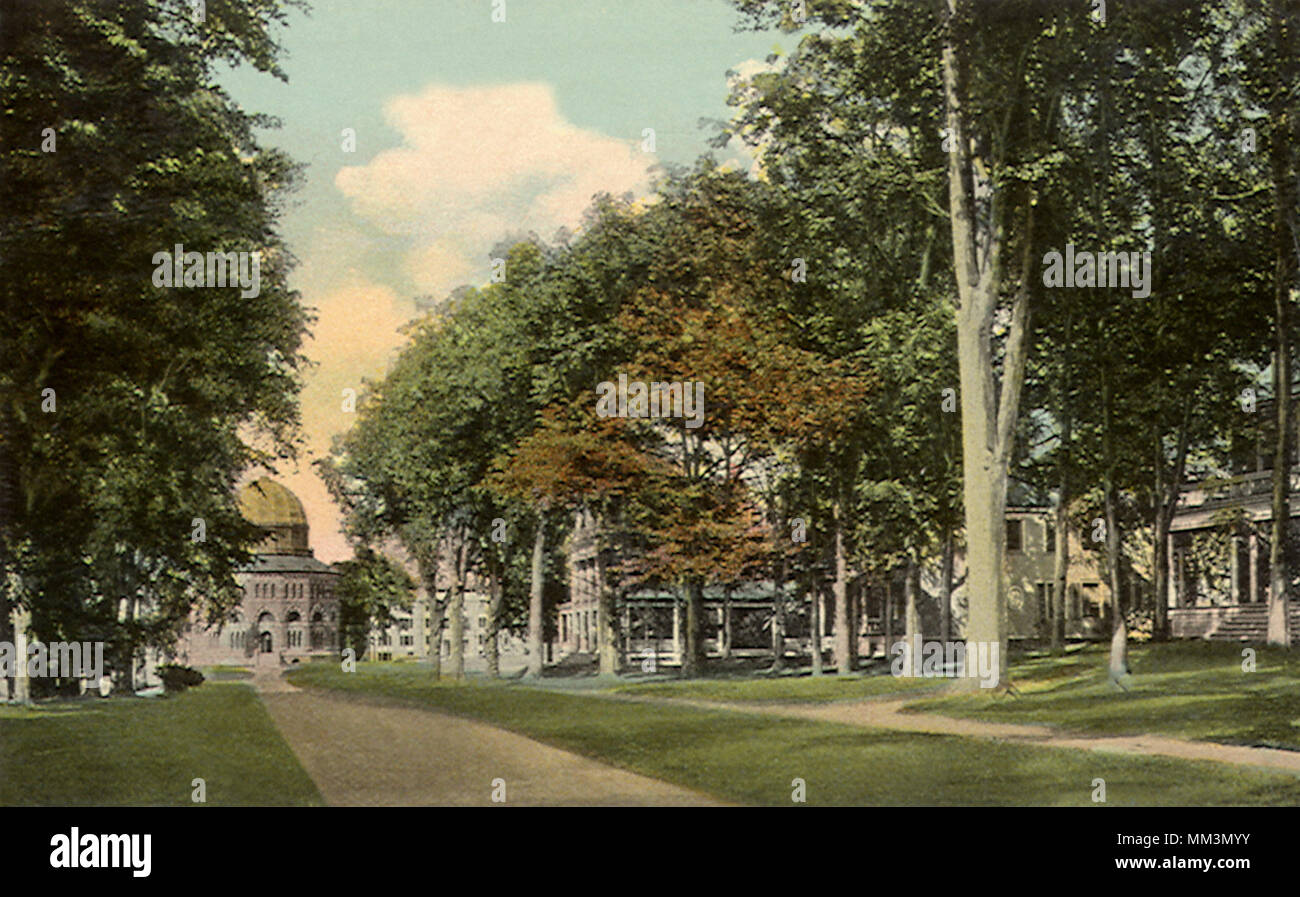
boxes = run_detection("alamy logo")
[595,373,705,429]
[891,636,1000,688]
[0,641,104,680]
[1042,243,1151,298]
[50,828,151,878]
[152,244,261,298]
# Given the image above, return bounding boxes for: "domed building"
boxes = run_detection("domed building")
[176,478,340,667]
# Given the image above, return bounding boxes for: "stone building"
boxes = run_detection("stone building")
[366,541,526,672]
[370,591,526,669]
[175,478,339,667]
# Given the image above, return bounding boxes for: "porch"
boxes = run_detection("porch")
[1168,468,1300,641]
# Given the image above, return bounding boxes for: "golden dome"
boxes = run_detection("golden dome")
[237,478,310,556]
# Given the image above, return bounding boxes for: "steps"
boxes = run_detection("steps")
[1170,602,1300,642]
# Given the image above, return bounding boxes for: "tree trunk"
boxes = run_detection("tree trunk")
[447,543,466,679]
[955,349,1011,685]
[410,534,444,679]
[1103,379,1128,677]
[1152,433,1169,644]
[904,555,921,676]
[832,499,852,676]
[1152,408,1189,642]
[1051,329,1072,654]
[940,528,955,646]
[122,595,138,693]
[524,516,546,678]
[594,519,619,676]
[1105,487,1127,678]
[485,558,503,679]
[0,573,9,701]
[0,405,15,702]
[1268,340,1292,647]
[884,577,895,661]
[847,579,860,671]
[720,587,732,661]
[941,0,1033,688]
[683,578,704,677]
[425,583,445,680]
[10,604,29,703]
[1051,491,1069,654]
[1267,0,1297,646]
[1151,513,1169,640]
[770,552,787,672]
[809,574,823,676]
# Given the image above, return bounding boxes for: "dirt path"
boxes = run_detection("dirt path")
[256,683,724,806]
[641,694,1300,776]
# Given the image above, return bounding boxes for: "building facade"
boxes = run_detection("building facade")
[1167,468,1300,640]
[370,590,526,668]
[175,478,340,667]
[366,543,527,671]
[555,508,778,667]
[554,504,1113,670]
[1002,506,1113,640]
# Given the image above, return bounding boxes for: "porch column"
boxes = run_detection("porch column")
[1231,536,1242,604]
[1249,533,1260,604]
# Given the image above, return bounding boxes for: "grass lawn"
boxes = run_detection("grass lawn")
[609,669,944,703]
[288,662,1300,805]
[908,640,1300,751]
[202,665,254,681]
[0,682,322,806]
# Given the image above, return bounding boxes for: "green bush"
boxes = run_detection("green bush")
[158,664,205,694]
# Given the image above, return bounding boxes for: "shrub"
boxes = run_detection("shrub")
[158,664,205,694]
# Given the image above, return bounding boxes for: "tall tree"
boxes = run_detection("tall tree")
[1,0,309,694]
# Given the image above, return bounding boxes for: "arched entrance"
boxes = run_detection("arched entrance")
[257,611,275,655]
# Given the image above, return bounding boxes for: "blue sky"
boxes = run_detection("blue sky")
[218,0,788,560]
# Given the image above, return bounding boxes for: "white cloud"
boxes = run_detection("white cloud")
[725,57,788,180]
[336,82,654,295]
[297,83,656,560]
[729,56,783,83]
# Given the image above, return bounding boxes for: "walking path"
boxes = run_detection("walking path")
[251,672,724,806]
[631,693,1300,776]
[248,666,1300,804]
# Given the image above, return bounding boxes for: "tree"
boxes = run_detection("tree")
[335,548,415,660]
[0,0,309,695]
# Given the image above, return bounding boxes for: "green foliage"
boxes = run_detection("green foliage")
[335,549,415,658]
[0,0,309,665]
[157,663,205,693]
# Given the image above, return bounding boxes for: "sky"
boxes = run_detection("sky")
[217,0,786,562]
